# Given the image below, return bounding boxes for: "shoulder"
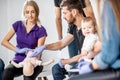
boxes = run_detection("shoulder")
[12,20,23,25]
[34,25,47,38]
[68,24,76,30]
[34,25,47,34]
[37,25,46,31]
[12,20,24,31]
[68,24,76,34]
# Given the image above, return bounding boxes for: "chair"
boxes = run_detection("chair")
[69,68,120,80]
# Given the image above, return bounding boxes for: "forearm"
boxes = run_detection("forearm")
[61,54,82,65]
[56,18,63,39]
[87,41,102,59]
[1,40,15,51]
[1,27,16,51]
[45,41,65,50]
[86,52,96,59]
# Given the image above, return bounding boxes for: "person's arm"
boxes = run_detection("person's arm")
[61,54,82,65]
[83,0,95,18]
[11,61,23,68]
[37,36,46,47]
[62,40,102,65]
[86,40,102,59]
[55,7,63,39]
[35,36,46,58]
[1,27,16,51]
[45,33,74,50]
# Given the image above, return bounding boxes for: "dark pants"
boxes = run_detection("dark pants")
[0,58,4,80]
[52,64,68,80]
[2,64,43,80]
[68,39,78,66]
[69,68,120,80]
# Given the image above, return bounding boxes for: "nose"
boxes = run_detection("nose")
[28,12,32,17]
[86,28,89,31]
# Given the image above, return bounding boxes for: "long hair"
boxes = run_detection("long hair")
[22,0,41,26]
[109,0,120,34]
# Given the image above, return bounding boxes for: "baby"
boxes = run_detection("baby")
[65,17,102,72]
[11,51,54,76]
[80,16,101,59]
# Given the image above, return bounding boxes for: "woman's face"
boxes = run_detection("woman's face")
[25,5,36,23]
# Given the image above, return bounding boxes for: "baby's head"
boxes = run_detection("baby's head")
[81,17,97,36]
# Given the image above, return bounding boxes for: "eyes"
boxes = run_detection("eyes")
[82,26,93,30]
[25,10,35,14]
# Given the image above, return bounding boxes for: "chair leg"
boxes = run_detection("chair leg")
[43,76,48,80]
[38,76,48,80]
[38,77,42,80]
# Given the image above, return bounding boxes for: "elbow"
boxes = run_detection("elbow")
[1,39,7,46]
[55,17,61,22]
[1,40,4,46]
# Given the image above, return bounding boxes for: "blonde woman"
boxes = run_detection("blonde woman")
[1,0,47,80]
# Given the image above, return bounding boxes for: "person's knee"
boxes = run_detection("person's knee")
[2,68,14,80]
[0,59,5,70]
[52,64,60,74]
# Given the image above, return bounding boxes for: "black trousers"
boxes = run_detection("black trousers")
[2,64,43,80]
[69,68,120,80]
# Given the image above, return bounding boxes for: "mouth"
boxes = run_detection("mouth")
[86,32,90,34]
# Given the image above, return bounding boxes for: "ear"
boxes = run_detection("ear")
[71,9,77,17]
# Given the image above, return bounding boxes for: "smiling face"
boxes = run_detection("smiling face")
[62,6,76,24]
[81,20,95,36]
[23,0,40,24]
[24,5,36,23]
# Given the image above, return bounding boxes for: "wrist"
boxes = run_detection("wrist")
[14,47,19,52]
[89,63,94,71]
[43,45,46,49]
[58,59,64,68]
[58,37,62,41]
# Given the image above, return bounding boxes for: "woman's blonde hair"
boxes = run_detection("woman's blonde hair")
[109,0,120,34]
[22,0,41,26]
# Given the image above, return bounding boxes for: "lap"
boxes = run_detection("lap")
[69,68,120,80]
[3,64,43,80]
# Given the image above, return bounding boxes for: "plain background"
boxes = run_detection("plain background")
[0,0,69,80]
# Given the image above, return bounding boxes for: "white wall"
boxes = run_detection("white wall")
[0,0,69,80]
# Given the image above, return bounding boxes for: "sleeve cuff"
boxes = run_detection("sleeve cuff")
[93,53,108,69]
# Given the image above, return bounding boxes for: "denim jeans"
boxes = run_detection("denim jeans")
[68,39,78,66]
[0,58,5,80]
[52,64,68,80]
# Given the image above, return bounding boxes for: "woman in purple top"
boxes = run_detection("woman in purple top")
[1,0,47,80]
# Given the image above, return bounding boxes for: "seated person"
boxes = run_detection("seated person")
[59,17,101,72]
[11,51,54,76]
[69,0,120,80]
[79,16,100,59]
